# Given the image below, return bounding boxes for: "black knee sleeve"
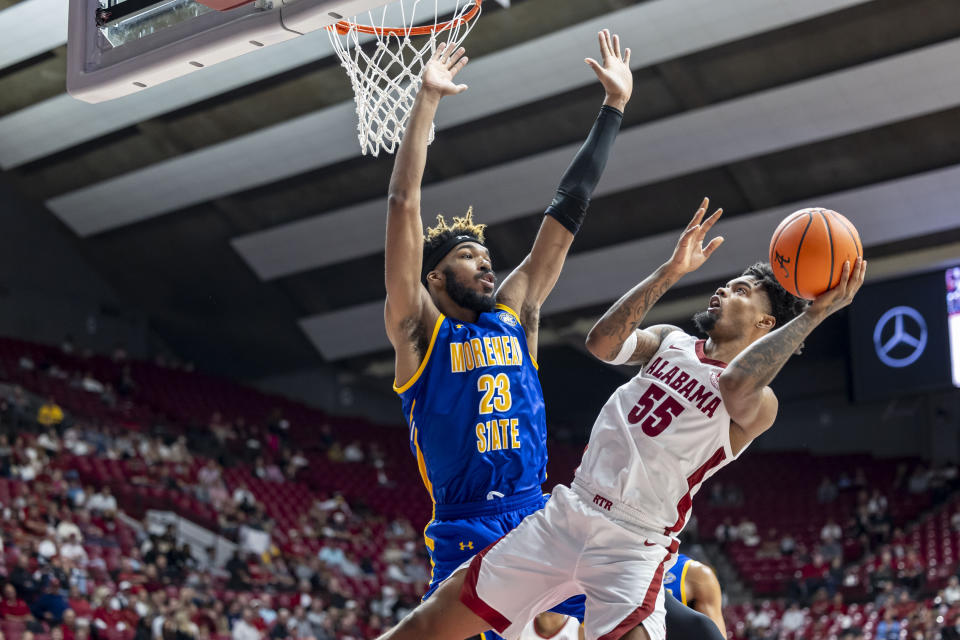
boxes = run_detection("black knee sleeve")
[664,590,725,640]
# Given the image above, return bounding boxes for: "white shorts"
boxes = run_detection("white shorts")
[458,484,675,640]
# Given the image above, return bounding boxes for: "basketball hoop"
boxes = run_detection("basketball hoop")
[327,0,482,156]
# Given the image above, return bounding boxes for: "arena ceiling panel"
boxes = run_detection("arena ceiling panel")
[1,0,959,382]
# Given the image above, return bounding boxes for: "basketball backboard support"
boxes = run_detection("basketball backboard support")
[67,0,392,103]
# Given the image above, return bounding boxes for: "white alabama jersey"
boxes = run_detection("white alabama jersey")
[518,615,581,640]
[574,330,744,544]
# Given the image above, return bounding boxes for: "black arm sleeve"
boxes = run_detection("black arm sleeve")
[544,105,624,235]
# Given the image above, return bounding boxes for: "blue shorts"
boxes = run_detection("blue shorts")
[422,488,585,636]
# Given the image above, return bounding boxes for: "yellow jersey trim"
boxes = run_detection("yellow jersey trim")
[413,427,438,585]
[394,314,445,394]
[680,560,691,606]
[495,303,538,370]
[495,303,522,325]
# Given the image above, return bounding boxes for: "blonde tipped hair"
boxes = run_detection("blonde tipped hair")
[424,207,486,244]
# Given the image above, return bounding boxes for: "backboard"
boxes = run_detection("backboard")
[66,0,393,103]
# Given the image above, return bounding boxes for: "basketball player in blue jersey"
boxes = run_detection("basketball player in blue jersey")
[384,30,632,635]
[663,554,726,636]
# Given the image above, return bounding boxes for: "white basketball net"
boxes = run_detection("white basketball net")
[327,0,482,157]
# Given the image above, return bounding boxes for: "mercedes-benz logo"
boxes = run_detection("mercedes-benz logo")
[873,306,927,368]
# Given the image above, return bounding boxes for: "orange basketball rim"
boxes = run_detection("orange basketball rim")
[330,0,482,36]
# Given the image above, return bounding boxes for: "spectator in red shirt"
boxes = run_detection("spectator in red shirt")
[59,608,77,640]
[67,586,93,620]
[22,505,48,538]
[0,583,31,621]
[192,607,218,636]
[828,592,845,615]
[92,597,127,633]
[800,552,829,599]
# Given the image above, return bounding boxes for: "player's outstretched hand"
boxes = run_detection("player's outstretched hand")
[421,43,469,98]
[665,197,724,276]
[807,257,867,318]
[585,29,632,112]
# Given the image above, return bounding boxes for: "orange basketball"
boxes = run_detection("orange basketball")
[768,208,862,300]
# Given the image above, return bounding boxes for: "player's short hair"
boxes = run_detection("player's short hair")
[742,262,808,328]
[421,208,488,282]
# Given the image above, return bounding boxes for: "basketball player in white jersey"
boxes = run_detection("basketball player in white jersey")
[377,198,866,640]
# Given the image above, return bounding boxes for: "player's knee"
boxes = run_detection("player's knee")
[406,607,440,636]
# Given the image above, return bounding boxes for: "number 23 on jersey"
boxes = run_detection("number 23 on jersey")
[475,374,519,452]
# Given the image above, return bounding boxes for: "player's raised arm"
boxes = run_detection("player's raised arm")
[384,44,469,346]
[496,30,632,333]
[585,198,724,365]
[720,257,867,444]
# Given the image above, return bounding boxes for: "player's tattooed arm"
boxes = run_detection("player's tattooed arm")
[721,258,867,440]
[586,198,723,365]
[585,265,682,364]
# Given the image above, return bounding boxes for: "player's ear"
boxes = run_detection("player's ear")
[757,313,775,331]
[426,269,442,285]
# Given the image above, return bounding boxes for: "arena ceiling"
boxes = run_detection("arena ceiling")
[2,0,960,402]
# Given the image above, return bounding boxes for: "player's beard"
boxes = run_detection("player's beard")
[443,267,496,313]
[692,309,718,334]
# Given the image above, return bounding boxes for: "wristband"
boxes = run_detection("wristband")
[605,331,638,365]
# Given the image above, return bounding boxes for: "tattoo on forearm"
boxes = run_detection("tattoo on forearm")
[593,268,677,361]
[726,314,819,388]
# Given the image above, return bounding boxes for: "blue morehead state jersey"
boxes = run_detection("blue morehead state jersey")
[395,304,547,512]
[664,553,692,605]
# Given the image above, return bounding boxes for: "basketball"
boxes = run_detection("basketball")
[768,208,863,300]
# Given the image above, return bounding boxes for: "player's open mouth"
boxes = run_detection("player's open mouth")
[480,274,496,290]
[708,296,721,312]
